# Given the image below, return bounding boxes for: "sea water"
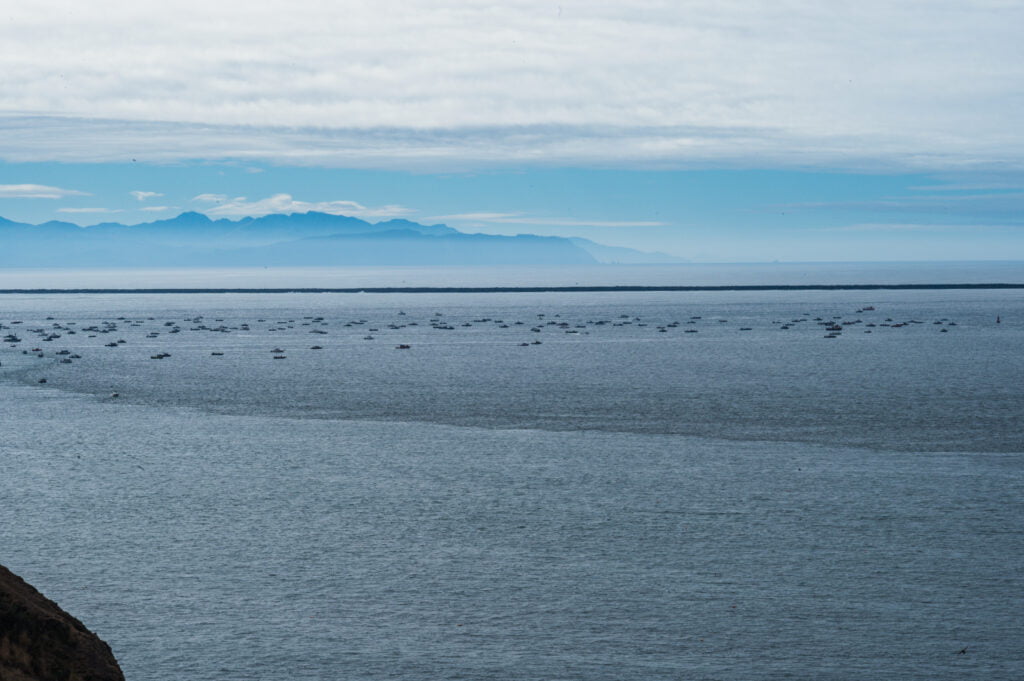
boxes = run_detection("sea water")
[1,267,1022,680]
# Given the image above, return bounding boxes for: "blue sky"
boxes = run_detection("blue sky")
[1,1,1022,261]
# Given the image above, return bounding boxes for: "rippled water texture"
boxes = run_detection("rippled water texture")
[2,285,1022,680]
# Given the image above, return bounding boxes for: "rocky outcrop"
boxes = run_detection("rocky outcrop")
[0,564,124,681]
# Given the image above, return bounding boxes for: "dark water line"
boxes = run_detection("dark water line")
[1,283,1024,294]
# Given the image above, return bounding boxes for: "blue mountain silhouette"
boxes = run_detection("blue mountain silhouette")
[0,212,681,266]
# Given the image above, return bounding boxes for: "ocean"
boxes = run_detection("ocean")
[1,263,1022,680]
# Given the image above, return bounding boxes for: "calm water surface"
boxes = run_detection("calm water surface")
[2,260,1023,289]
[1,282,1022,680]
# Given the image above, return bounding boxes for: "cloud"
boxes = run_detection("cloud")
[193,193,413,218]
[0,1,1021,170]
[0,183,89,199]
[192,193,230,203]
[56,207,121,214]
[141,205,172,212]
[430,212,667,228]
[130,190,163,201]
[429,212,521,222]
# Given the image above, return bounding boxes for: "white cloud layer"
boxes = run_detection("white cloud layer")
[193,193,413,218]
[130,190,163,201]
[430,212,666,227]
[0,1,1021,170]
[0,184,89,199]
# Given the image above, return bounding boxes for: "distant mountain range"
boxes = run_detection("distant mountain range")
[0,212,683,267]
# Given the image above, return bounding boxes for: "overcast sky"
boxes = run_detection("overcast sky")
[1,0,1022,260]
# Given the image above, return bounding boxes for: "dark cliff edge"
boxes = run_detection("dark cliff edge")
[0,564,124,681]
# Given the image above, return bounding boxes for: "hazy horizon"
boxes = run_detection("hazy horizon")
[4,6,1023,680]
[1,1,1022,263]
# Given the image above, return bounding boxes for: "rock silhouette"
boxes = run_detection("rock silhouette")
[0,564,123,681]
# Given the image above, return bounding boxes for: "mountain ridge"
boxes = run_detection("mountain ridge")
[0,212,683,266]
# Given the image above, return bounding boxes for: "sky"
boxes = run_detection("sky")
[1,0,1022,261]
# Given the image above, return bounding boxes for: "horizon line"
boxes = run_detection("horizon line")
[2,283,1022,295]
